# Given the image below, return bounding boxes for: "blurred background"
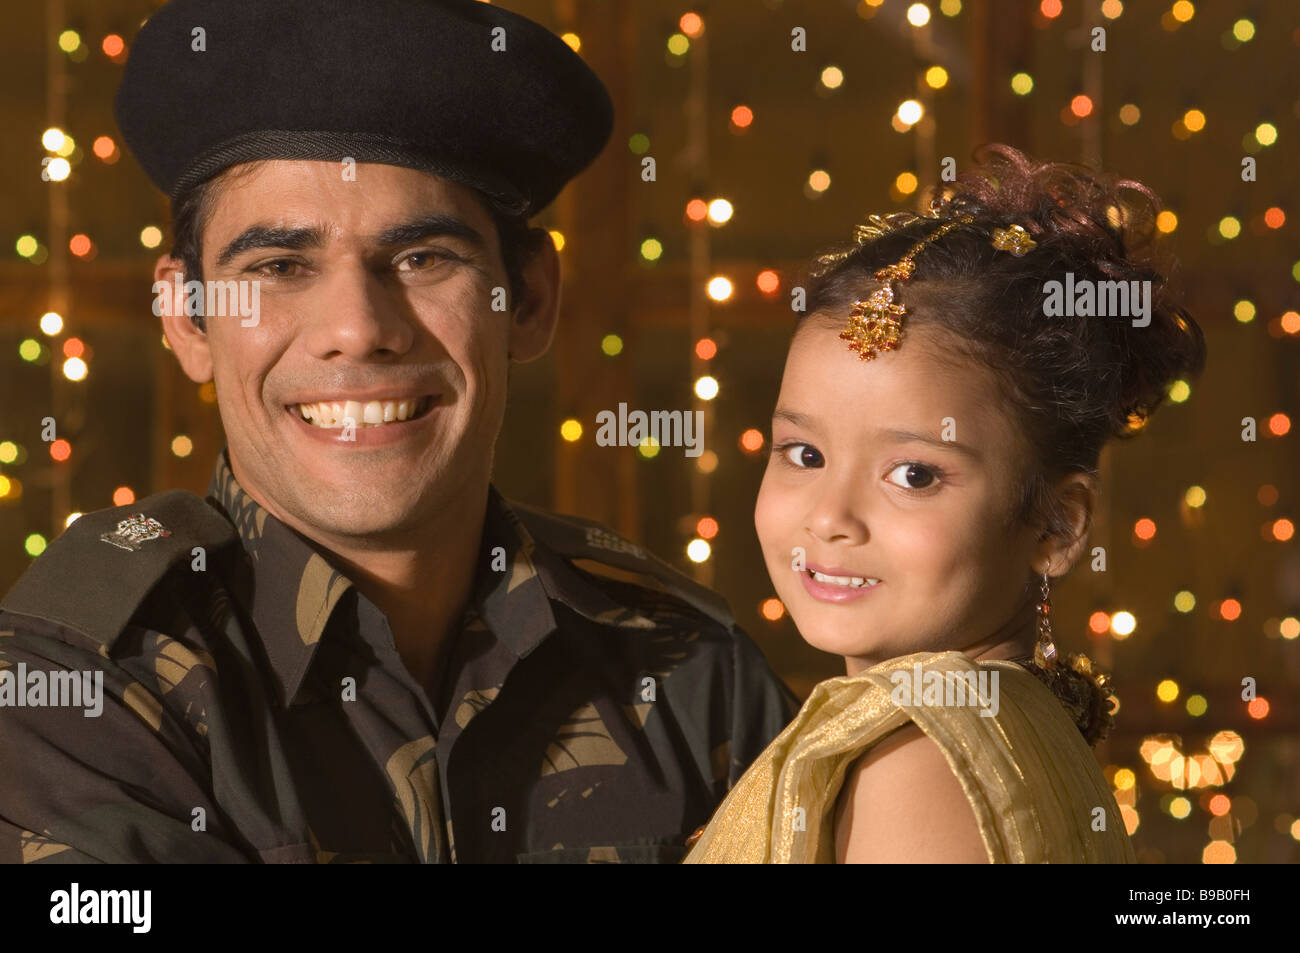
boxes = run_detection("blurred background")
[2,0,1297,863]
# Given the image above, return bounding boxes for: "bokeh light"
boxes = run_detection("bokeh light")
[896,99,923,125]
[1110,611,1136,638]
[706,277,733,302]
[707,198,734,225]
[686,538,711,563]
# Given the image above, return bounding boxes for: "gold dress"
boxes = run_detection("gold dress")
[684,650,1135,863]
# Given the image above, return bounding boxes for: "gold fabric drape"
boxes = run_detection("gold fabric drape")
[685,651,1135,863]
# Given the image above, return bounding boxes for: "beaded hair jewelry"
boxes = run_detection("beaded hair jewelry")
[813,208,1038,362]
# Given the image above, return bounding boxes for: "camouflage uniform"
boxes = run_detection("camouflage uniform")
[0,450,798,863]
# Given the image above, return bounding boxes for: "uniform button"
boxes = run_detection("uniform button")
[684,825,706,849]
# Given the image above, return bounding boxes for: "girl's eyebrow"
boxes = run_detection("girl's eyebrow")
[877,428,983,460]
[772,408,818,431]
[774,408,977,457]
[773,409,982,460]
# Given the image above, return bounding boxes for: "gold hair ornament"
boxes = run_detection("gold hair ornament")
[820,212,1040,362]
[990,223,1038,256]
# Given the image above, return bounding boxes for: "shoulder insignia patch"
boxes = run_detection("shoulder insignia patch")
[582,526,645,559]
[100,514,174,552]
[0,490,239,653]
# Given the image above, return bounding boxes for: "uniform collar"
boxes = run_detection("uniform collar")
[206,449,353,707]
[205,449,577,707]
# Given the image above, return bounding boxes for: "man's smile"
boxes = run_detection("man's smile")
[284,393,441,446]
[289,394,438,428]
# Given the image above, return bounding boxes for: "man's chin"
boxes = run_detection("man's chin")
[286,503,429,543]
[260,475,428,534]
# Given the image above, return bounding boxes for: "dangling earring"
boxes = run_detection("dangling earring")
[1034,571,1058,670]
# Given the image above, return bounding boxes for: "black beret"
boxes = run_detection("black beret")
[114,0,614,217]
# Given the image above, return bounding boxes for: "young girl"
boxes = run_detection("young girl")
[684,144,1206,863]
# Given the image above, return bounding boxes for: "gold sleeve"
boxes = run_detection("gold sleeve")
[684,651,1135,864]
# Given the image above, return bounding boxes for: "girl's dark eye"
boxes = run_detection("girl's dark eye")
[885,462,940,490]
[779,443,824,468]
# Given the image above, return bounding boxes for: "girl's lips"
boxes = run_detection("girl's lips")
[806,562,877,579]
[800,569,882,603]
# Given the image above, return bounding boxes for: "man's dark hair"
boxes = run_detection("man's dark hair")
[170,167,549,332]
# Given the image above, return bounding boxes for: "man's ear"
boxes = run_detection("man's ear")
[154,254,213,383]
[1033,472,1098,577]
[506,231,561,364]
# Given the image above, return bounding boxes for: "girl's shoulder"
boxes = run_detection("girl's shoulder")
[804,650,1095,772]
[686,650,1134,862]
[833,718,989,862]
[798,651,1130,861]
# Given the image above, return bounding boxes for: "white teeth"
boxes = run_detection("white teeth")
[295,396,429,428]
[810,570,879,588]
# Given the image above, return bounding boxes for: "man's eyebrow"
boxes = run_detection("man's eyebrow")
[373,215,487,250]
[214,215,487,268]
[216,225,325,267]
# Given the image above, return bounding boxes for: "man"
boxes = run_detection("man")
[0,0,797,863]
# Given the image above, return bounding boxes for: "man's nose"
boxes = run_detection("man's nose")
[299,261,416,360]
